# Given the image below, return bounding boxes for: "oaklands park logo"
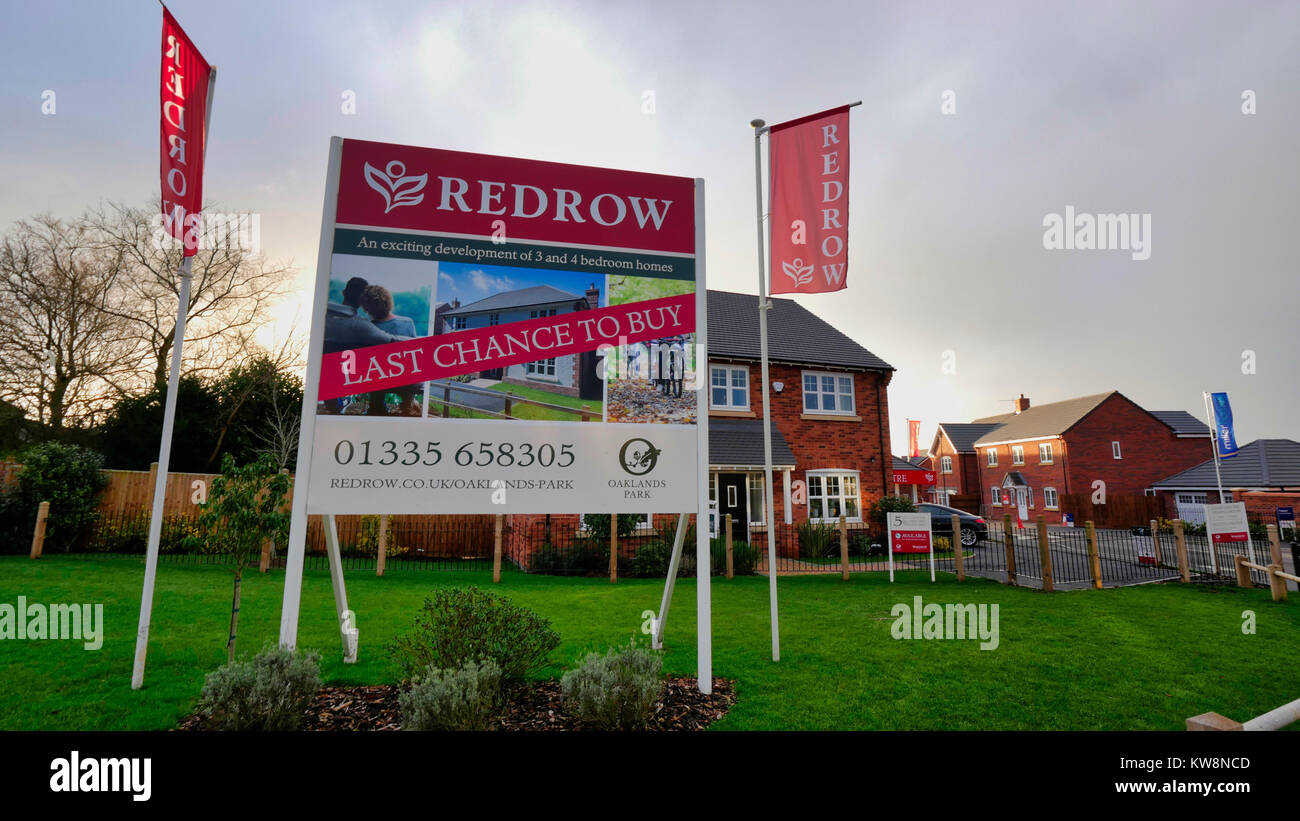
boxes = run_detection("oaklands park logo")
[363,160,428,213]
[619,438,661,476]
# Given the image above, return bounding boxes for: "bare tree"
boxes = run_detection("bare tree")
[0,216,140,428]
[87,201,295,389]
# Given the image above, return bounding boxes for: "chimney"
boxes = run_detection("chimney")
[1014,394,1030,414]
[585,283,600,310]
[451,297,460,309]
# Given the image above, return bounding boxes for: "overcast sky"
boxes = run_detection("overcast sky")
[2,0,1296,451]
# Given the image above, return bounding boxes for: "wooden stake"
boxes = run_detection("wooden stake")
[29,500,49,559]
[951,513,965,581]
[1234,554,1251,588]
[492,514,504,583]
[1268,563,1288,602]
[1267,524,1284,567]
[1173,518,1190,583]
[839,514,849,580]
[259,538,272,573]
[1150,519,1163,565]
[1002,514,1016,584]
[376,514,389,577]
[609,513,618,583]
[725,514,734,579]
[1037,516,1053,591]
[1085,520,1102,589]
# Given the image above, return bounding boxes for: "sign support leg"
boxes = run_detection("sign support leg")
[323,514,356,663]
[652,513,689,650]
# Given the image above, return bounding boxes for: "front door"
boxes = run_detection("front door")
[717,473,748,530]
[1016,488,1029,520]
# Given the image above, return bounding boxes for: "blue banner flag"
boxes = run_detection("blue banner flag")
[1210,392,1239,459]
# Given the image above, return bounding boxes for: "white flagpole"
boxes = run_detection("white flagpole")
[751,117,780,663]
[1202,391,1227,504]
[132,66,217,690]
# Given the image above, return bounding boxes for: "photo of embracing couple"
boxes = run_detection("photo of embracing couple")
[321,275,422,416]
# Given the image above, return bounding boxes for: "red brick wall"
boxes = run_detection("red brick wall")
[753,362,892,526]
[1063,394,1210,498]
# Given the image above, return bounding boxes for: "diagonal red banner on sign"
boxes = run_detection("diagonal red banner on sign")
[318,292,694,401]
[769,105,850,294]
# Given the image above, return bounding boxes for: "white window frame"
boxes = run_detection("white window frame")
[1112,440,1122,459]
[941,456,953,474]
[991,487,1002,506]
[451,316,467,330]
[987,449,998,467]
[1012,445,1025,465]
[1039,442,1053,464]
[801,370,856,416]
[806,470,862,523]
[709,363,749,411]
[1044,487,1059,509]
[747,473,767,526]
[525,358,557,378]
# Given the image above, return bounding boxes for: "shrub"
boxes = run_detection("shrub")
[389,587,560,683]
[869,495,916,528]
[529,541,609,575]
[196,645,321,731]
[3,442,108,553]
[399,660,504,731]
[629,539,673,577]
[934,536,953,553]
[561,644,663,730]
[797,521,837,558]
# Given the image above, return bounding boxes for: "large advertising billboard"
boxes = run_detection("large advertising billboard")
[301,138,704,515]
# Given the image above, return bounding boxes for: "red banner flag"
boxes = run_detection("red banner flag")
[160,8,212,256]
[769,105,850,294]
[908,419,921,458]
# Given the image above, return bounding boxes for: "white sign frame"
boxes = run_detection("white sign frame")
[277,138,712,691]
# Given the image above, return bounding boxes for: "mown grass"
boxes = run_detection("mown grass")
[0,554,1296,730]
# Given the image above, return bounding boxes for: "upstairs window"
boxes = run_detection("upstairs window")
[1012,445,1025,465]
[987,449,998,467]
[1112,441,1122,459]
[940,456,953,473]
[1039,442,1053,464]
[710,365,749,410]
[802,371,855,415]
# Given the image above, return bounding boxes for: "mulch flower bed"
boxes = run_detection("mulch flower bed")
[180,676,734,731]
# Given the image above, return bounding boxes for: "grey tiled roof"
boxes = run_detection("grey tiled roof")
[709,418,797,468]
[972,392,1114,445]
[1149,410,1210,436]
[445,284,582,316]
[706,290,894,371]
[938,422,1005,452]
[1151,439,1300,488]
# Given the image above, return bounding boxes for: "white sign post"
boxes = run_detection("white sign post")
[1205,501,1255,572]
[887,511,934,583]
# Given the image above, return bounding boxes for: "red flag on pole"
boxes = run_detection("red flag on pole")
[908,419,921,458]
[768,105,850,294]
[160,8,212,256]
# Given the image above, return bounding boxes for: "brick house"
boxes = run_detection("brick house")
[1149,438,1300,524]
[440,283,602,399]
[503,289,896,566]
[927,422,1005,505]
[933,392,1210,524]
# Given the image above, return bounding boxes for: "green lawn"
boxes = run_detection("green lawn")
[487,382,600,421]
[0,554,1296,731]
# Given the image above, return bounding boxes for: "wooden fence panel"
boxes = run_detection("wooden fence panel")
[1059,493,1163,528]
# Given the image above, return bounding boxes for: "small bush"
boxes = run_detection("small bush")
[529,541,609,575]
[629,539,673,577]
[4,442,108,552]
[934,536,953,553]
[389,587,560,682]
[797,521,837,558]
[399,660,504,731]
[561,644,663,730]
[196,645,321,731]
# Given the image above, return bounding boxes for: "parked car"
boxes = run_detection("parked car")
[917,503,988,546]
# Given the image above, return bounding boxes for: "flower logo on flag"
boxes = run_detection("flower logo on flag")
[781,258,814,288]
[363,160,428,213]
